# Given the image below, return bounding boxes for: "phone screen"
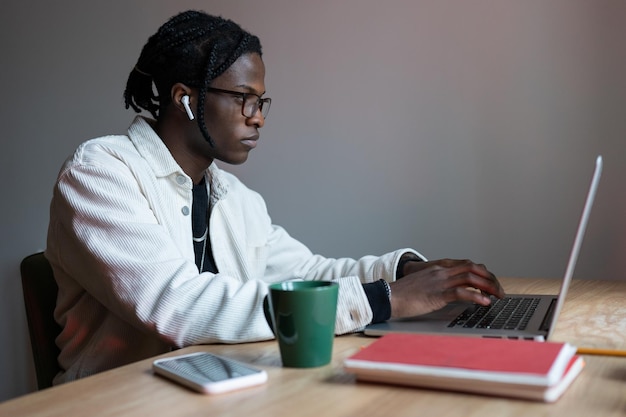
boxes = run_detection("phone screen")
[157,353,262,382]
[153,352,267,394]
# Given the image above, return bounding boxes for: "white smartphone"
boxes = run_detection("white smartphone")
[152,352,268,394]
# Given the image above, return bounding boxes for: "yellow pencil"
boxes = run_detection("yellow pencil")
[576,347,626,357]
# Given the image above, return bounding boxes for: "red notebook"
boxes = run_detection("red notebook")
[344,333,584,402]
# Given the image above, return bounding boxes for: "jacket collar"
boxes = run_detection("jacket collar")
[127,116,229,201]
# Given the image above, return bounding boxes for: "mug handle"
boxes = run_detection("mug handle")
[263,295,276,336]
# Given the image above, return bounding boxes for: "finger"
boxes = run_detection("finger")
[443,286,493,305]
[446,271,505,298]
[452,262,505,297]
[474,271,505,298]
[442,259,490,278]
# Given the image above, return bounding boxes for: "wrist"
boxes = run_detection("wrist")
[396,253,422,279]
[362,280,392,323]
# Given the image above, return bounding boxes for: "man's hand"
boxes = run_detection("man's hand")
[389,259,505,318]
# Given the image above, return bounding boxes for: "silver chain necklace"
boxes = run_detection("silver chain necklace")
[193,178,210,273]
[193,224,208,273]
[192,227,208,243]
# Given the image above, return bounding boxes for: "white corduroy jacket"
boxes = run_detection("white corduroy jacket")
[46,116,424,384]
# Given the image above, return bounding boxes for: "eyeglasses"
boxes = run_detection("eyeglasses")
[205,87,272,119]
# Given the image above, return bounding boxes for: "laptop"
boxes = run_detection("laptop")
[365,155,603,341]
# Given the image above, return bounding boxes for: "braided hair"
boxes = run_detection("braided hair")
[123,10,262,147]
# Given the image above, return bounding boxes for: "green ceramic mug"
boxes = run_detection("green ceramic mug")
[263,281,339,368]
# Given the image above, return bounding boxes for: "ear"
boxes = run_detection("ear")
[170,83,194,118]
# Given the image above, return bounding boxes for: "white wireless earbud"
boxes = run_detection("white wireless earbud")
[181,95,195,120]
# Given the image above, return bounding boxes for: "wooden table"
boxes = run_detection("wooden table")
[2,277,626,416]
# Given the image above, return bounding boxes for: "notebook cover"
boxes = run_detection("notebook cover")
[346,353,583,402]
[344,333,582,400]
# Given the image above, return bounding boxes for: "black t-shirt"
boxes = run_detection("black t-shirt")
[192,178,218,274]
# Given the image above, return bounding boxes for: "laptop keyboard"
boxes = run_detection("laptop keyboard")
[448,297,541,330]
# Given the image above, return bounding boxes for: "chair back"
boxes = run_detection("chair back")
[20,252,62,390]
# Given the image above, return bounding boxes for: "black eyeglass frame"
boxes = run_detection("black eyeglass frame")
[205,87,271,118]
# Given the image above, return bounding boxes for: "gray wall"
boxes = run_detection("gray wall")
[1,0,624,401]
